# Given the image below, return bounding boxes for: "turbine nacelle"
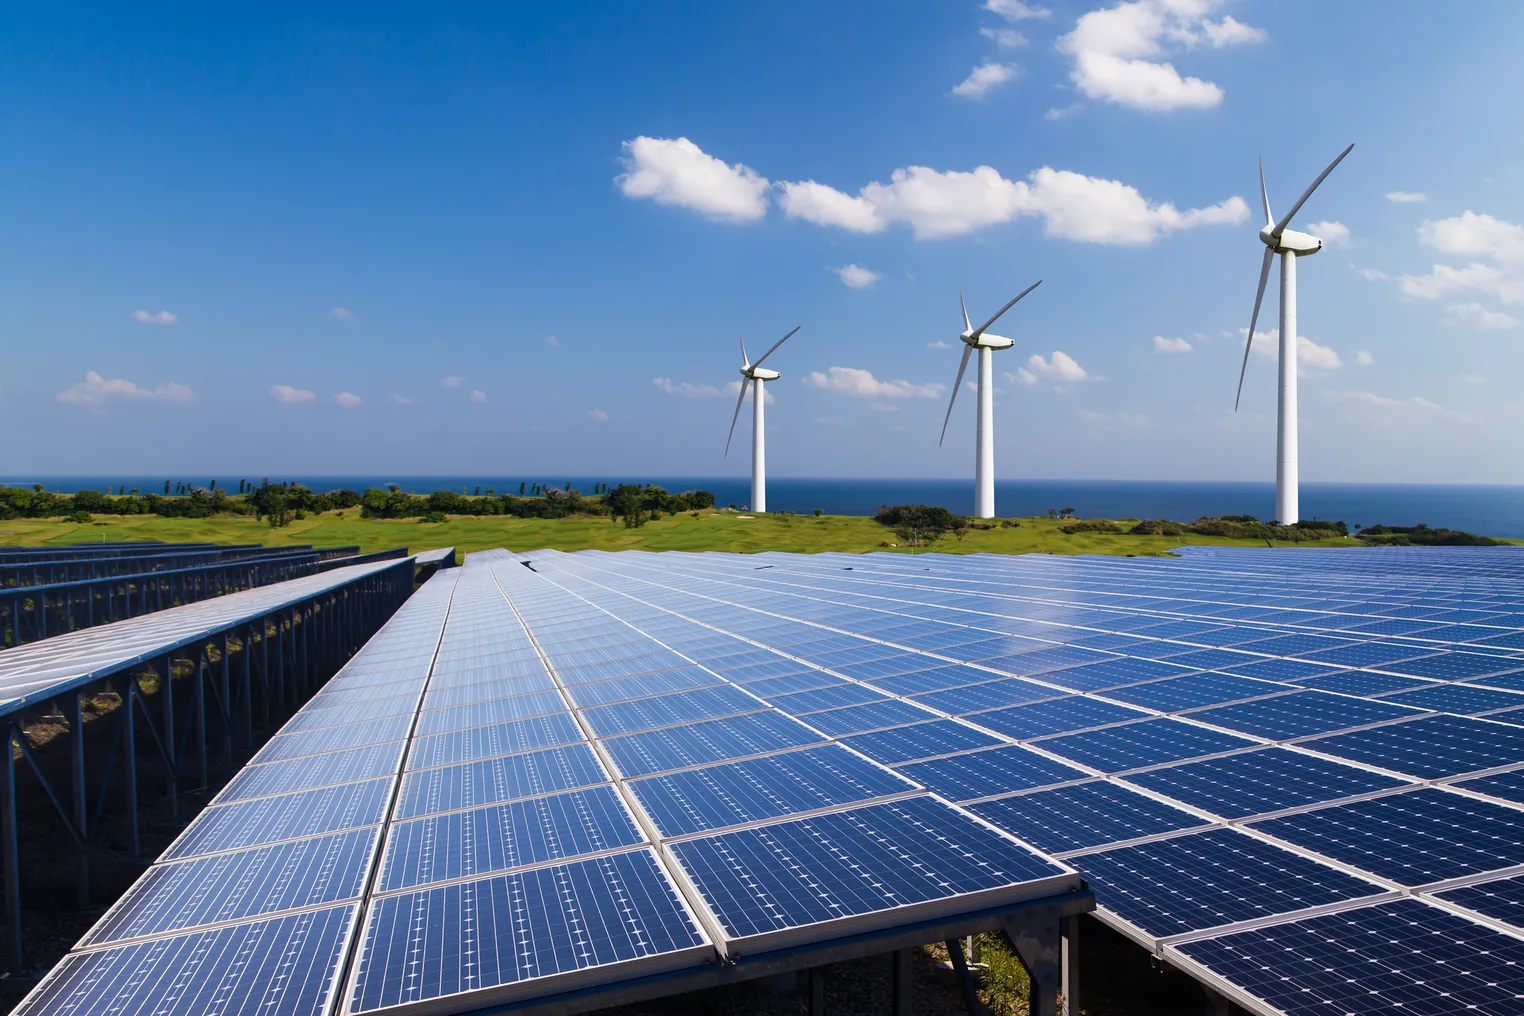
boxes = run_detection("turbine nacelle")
[960,331,1014,350]
[1260,226,1322,256]
[741,366,780,381]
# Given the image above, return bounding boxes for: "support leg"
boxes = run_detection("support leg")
[946,939,986,1016]
[1202,985,1232,1016]
[892,948,913,1016]
[68,694,89,906]
[0,727,22,972]
[122,677,139,857]
[1003,915,1063,1016]
[193,655,208,788]
[162,656,178,823]
[1061,915,1079,1016]
[808,966,825,1016]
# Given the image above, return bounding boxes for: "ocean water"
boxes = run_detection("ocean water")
[11,476,1524,537]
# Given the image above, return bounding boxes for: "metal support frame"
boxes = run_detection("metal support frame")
[0,562,414,974]
[945,938,987,1016]
[1060,914,1079,1016]
[1002,906,1065,1016]
[1201,984,1233,1016]
[891,948,913,1016]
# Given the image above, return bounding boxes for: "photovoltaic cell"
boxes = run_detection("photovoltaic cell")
[897,745,1089,801]
[971,696,1149,740]
[969,781,1208,854]
[838,720,1003,765]
[1038,719,1258,773]
[1077,829,1382,936]
[1303,714,1524,779]
[219,741,407,801]
[167,778,393,859]
[599,710,825,778]
[1177,899,1524,1016]
[629,745,917,837]
[1123,747,1409,819]
[405,713,585,770]
[1188,690,1423,740]
[393,743,608,819]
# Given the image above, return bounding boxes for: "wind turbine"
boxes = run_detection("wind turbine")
[1234,144,1354,525]
[725,326,800,514]
[938,282,1041,519]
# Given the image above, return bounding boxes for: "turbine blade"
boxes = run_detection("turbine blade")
[959,289,971,332]
[739,333,749,368]
[751,325,800,368]
[1272,143,1354,237]
[973,280,1042,337]
[939,344,975,447]
[724,379,749,455]
[1235,248,1275,412]
[1259,156,1272,226]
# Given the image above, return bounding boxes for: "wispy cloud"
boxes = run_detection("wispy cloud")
[1153,336,1193,354]
[1355,266,1389,281]
[330,307,353,320]
[1326,388,1476,422]
[1245,330,1342,377]
[391,393,415,405]
[980,27,1027,48]
[1012,350,1094,388]
[1444,301,1520,330]
[545,335,560,347]
[585,408,608,421]
[927,340,952,350]
[470,390,488,403]
[805,366,943,399]
[1307,221,1350,247]
[1355,350,1375,366]
[334,392,363,408]
[616,136,769,222]
[59,372,194,406]
[132,310,177,325]
[835,264,881,289]
[984,0,1049,19]
[269,385,315,404]
[1385,191,1427,203]
[441,376,463,388]
[952,62,1018,99]
[653,377,723,398]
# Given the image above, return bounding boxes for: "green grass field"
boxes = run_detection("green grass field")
[0,509,1390,557]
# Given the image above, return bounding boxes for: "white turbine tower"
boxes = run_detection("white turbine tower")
[1235,144,1354,526]
[725,326,800,514]
[938,282,1041,519]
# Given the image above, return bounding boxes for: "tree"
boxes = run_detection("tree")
[165,480,171,494]
[813,508,824,518]
[1059,506,1076,518]
[520,482,526,495]
[265,489,292,529]
[874,505,959,547]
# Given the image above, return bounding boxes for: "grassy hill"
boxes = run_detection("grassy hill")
[0,510,1389,557]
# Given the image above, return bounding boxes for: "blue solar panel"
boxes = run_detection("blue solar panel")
[971,696,1149,740]
[911,678,1058,714]
[770,682,890,713]
[255,716,416,762]
[669,797,1072,949]
[897,745,1089,800]
[1383,681,1524,714]
[167,778,392,859]
[380,785,644,891]
[796,699,938,736]
[394,743,608,819]
[1123,747,1410,819]
[1292,669,1432,696]
[1032,657,1195,692]
[1250,787,1524,885]
[580,684,763,736]
[1454,768,1524,804]
[1101,672,1285,712]
[1304,714,1524,779]
[1177,899,1524,1016]
[629,745,916,837]
[1038,719,1258,773]
[1385,651,1524,681]
[84,830,375,946]
[838,719,1003,764]
[20,905,355,1016]
[1435,874,1524,925]
[563,668,722,706]
[599,709,824,778]
[405,713,584,770]
[412,690,569,735]
[969,782,1207,854]
[1189,690,1424,740]
[1076,829,1382,936]
[220,742,407,801]
[349,850,709,1014]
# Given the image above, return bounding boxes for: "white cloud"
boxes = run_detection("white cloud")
[835,264,881,289]
[470,389,488,403]
[804,366,944,399]
[269,384,316,404]
[1019,350,1093,384]
[1399,211,1524,306]
[616,136,769,222]
[334,392,363,408]
[391,393,415,405]
[1356,267,1389,281]
[1307,221,1350,247]
[1045,104,1083,120]
[1246,330,1343,377]
[778,180,885,233]
[1153,335,1193,353]
[1385,191,1428,204]
[330,307,353,320]
[545,335,560,347]
[952,61,1019,98]
[869,403,901,412]
[980,27,1027,48]
[653,377,723,398]
[782,163,1245,242]
[1058,0,1266,113]
[1356,350,1375,366]
[927,340,952,350]
[585,409,608,422]
[1013,368,1038,386]
[58,371,194,406]
[441,376,463,388]
[985,0,1049,19]
[1444,302,1520,330]
[132,310,177,325]
[1326,389,1476,423]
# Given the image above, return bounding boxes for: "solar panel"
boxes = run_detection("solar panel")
[1122,747,1410,819]
[1037,718,1258,773]
[969,781,1208,854]
[1303,714,1524,779]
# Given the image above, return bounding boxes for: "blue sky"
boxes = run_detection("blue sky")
[4,2,1523,483]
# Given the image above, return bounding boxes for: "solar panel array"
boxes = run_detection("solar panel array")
[0,556,414,717]
[489,545,1524,1016]
[19,552,1082,1016]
